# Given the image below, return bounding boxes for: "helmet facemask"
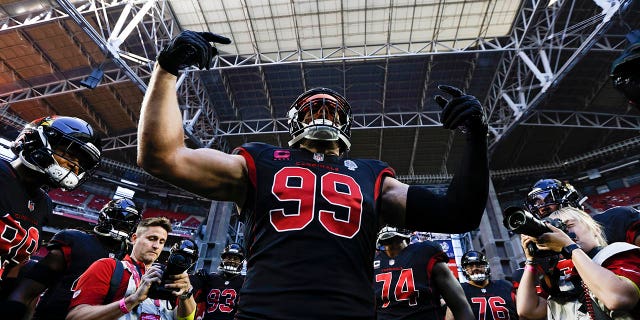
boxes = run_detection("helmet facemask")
[464,263,490,282]
[94,199,140,241]
[287,88,353,153]
[376,226,411,249]
[220,243,244,275]
[13,116,101,190]
[525,179,585,218]
[461,251,490,282]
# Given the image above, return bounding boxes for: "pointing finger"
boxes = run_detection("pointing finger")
[199,32,232,45]
[434,95,448,109]
[437,85,464,97]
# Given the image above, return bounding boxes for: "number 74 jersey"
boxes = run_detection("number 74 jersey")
[374,240,450,319]
[233,142,395,319]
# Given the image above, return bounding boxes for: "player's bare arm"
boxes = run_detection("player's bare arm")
[137,32,249,204]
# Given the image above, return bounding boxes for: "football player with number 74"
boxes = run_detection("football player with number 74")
[138,30,490,320]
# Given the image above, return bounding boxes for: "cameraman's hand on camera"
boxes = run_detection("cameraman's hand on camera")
[157,30,231,76]
[130,264,164,304]
[164,272,192,297]
[535,222,574,253]
[434,85,488,137]
[520,235,537,260]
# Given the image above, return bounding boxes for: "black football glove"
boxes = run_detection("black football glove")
[157,30,231,76]
[434,85,487,135]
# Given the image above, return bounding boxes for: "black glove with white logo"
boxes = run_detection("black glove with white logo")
[157,30,231,76]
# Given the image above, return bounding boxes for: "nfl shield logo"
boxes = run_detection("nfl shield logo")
[27,200,35,212]
[344,160,358,171]
[313,153,324,162]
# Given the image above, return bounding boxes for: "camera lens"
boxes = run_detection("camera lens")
[507,211,526,230]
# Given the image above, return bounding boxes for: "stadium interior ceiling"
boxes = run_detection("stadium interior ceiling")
[0,0,639,211]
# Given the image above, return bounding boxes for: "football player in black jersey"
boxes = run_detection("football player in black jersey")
[0,116,101,302]
[191,243,245,320]
[374,227,472,320]
[138,30,489,319]
[4,198,140,320]
[457,251,518,320]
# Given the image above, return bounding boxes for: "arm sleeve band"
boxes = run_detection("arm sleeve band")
[405,131,489,233]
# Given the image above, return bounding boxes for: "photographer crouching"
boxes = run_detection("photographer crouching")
[67,217,197,320]
[511,207,640,319]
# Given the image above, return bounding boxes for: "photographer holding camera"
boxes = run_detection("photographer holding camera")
[515,207,640,319]
[67,217,196,320]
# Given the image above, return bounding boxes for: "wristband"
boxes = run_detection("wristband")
[524,265,536,273]
[524,259,536,265]
[119,298,130,314]
[561,243,581,259]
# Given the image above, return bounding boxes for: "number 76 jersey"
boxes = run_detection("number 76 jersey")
[234,142,395,319]
[461,280,519,320]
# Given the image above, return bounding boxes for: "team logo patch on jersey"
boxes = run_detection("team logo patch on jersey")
[273,150,290,160]
[313,153,324,162]
[27,200,35,212]
[344,160,358,171]
[389,259,395,266]
[374,260,380,269]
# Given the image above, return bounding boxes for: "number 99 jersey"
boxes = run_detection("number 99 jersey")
[233,142,395,320]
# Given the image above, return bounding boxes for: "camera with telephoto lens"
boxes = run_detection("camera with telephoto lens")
[502,206,568,257]
[147,239,199,301]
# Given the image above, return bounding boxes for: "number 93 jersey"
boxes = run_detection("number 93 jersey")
[374,240,449,320]
[234,142,395,320]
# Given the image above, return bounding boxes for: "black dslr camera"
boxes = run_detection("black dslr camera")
[502,206,568,257]
[147,239,199,301]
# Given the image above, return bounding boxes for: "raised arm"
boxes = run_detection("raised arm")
[380,85,489,233]
[137,31,247,204]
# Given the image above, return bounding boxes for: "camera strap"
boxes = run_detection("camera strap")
[122,260,162,309]
[103,258,124,304]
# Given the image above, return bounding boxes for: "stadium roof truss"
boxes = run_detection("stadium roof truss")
[0,0,638,178]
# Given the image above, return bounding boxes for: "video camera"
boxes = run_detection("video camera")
[147,239,199,301]
[502,206,568,257]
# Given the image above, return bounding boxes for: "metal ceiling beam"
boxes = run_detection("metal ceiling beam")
[210,32,628,70]
[0,1,132,33]
[212,108,640,137]
[55,0,152,92]
[520,110,640,130]
[0,66,150,109]
[484,0,632,152]
[179,74,227,150]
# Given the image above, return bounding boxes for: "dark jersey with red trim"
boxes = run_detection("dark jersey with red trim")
[0,159,50,270]
[31,229,122,320]
[593,206,640,245]
[373,240,448,320]
[190,272,245,320]
[461,280,519,320]
[233,142,395,320]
